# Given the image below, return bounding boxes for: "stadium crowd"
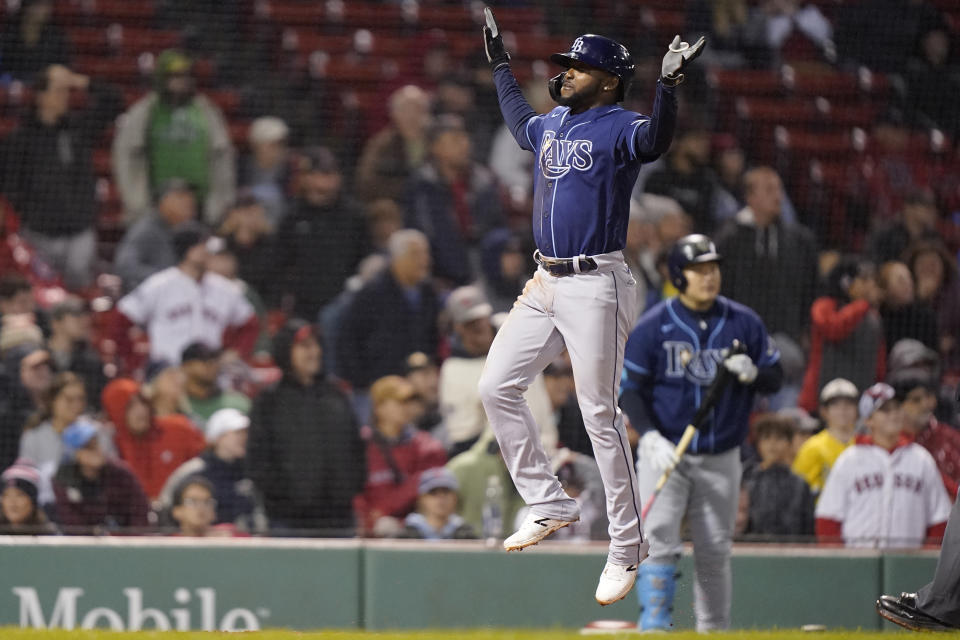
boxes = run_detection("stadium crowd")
[0,0,959,547]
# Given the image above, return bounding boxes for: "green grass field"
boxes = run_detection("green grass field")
[4,629,960,640]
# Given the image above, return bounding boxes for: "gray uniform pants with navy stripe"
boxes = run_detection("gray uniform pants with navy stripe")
[636,446,741,631]
[917,492,960,626]
[479,255,648,567]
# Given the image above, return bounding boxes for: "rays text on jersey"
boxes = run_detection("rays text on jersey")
[538,131,593,179]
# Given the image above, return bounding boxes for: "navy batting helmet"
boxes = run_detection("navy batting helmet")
[551,34,635,100]
[668,234,722,292]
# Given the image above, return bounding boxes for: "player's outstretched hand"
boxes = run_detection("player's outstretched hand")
[639,430,679,474]
[723,353,758,385]
[661,34,706,86]
[482,7,511,71]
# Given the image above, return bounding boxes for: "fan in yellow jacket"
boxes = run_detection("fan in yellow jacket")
[792,377,859,495]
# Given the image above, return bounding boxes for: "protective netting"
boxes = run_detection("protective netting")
[0,0,958,546]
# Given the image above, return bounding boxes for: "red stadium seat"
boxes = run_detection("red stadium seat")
[73,56,144,84]
[205,89,241,117]
[512,35,576,62]
[648,9,685,41]
[267,0,414,30]
[708,69,783,97]
[778,129,860,159]
[282,30,417,58]
[55,0,155,25]
[67,27,182,57]
[736,97,821,126]
[822,102,879,128]
[786,70,859,99]
[417,6,475,31]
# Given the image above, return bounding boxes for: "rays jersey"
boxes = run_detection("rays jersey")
[622,295,780,454]
[493,68,676,258]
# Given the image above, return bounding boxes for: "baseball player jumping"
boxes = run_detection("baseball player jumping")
[620,235,783,630]
[478,8,705,605]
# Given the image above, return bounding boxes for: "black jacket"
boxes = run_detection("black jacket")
[226,233,276,301]
[336,270,439,389]
[1,83,121,236]
[275,195,370,318]
[247,375,364,533]
[248,320,364,533]
[716,216,818,345]
[405,163,504,286]
[644,164,721,233]
[881,302,940,354]
[743,464,814,537]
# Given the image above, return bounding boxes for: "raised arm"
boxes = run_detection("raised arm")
[484,8,538,151]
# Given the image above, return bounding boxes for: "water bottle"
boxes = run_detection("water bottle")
[481,475,503,544]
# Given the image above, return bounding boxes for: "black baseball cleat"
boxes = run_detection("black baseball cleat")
[876,593,958,632]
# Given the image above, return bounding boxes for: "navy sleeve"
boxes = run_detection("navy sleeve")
[628,81,678,160]
[747,313,783,394]
[493,65,542,152]
[620,319,660,433]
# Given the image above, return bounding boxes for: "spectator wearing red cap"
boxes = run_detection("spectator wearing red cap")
[102,378,204,501]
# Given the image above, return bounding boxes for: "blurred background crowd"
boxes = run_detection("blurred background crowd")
[0,0,959,545]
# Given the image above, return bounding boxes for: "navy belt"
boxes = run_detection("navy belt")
[534,250,599,276]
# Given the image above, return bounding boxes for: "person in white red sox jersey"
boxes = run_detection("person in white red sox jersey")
[815,382,951,548]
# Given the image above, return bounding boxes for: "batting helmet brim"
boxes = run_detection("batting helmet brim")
[550,53,606,74]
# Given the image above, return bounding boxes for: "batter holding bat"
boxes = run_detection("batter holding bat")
[620,234,783,631]
[477,8,705,605]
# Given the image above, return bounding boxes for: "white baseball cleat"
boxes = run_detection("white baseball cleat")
[595,561,638,606]
[502,512,578,551]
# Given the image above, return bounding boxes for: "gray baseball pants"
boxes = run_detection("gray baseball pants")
[636,446,741,631]
[479,254,648,567]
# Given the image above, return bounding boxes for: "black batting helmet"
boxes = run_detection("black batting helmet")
[668,234,722,292]
[550,34,635,100]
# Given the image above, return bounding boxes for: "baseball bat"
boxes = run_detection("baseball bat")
[640,340,746,521]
